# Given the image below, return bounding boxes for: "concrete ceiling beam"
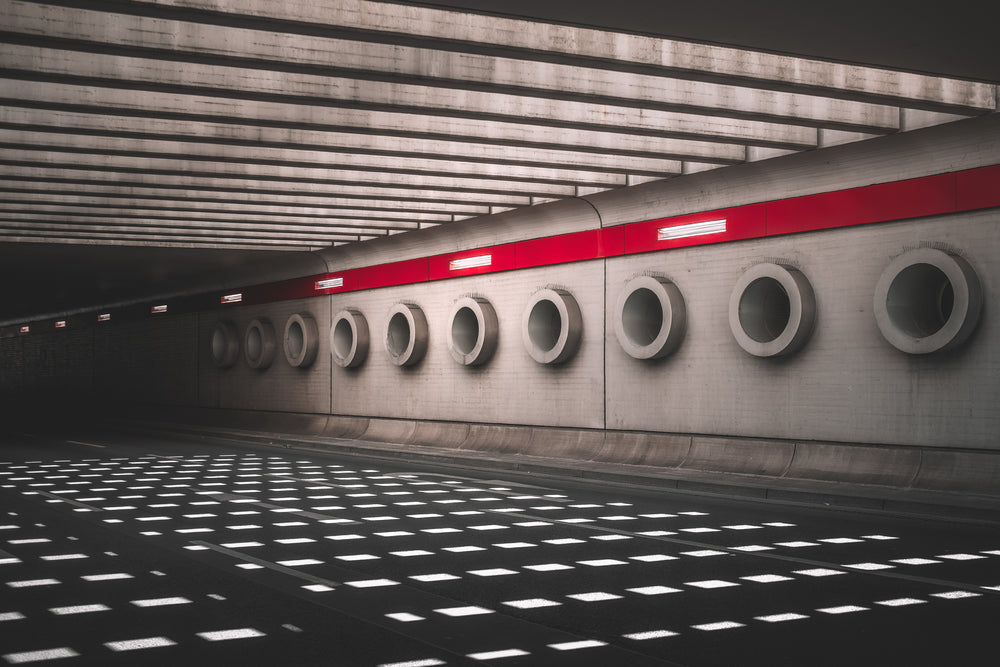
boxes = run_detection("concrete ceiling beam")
[0,193,454,224]
[116,0,996,112]
[0,148,582,198]
[0,107,684,177]
[0,166,535,207]
[0,129,633,188]
[3,0,906,132]
[0,215,402,238]
[0,44,817,149]
[0,182,491,216]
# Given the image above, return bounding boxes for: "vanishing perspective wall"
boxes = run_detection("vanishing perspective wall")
[2,116,998,459]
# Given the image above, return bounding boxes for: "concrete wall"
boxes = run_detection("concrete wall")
[604,210,998,448]
[201,297,331,414]
[329,262,605,429]
[2,116,998,463]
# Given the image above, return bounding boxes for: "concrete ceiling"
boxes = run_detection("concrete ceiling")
[0,0,997,323]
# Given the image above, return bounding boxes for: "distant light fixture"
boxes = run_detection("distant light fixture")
[315,277,344,290]
[97,313,111,322]
[19,325,29,334]
[658,219,727,241]
[221,293,243,304]
[55,321,67,329]
[449,254,492,271]
[151,304,168,314]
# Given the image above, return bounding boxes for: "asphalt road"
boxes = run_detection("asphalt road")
[1,428,998,666]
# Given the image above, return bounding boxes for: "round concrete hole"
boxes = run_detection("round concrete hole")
[210,321,239,369]
[521,288,582,365]
[614,275,686,360]
[874,247,982,354]
[448,296,498,366]
[331,309,369,368]
[385,303,428,367]
[283,313,319,368]
[729,263,815,357]
[244,318,277,370]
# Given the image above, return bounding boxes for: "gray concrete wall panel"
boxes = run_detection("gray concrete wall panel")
[604,209,998,449]
[329,261,605,429]
[203,297,331,414]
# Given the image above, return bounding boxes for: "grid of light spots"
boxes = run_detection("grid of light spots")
[3,452,1000,665]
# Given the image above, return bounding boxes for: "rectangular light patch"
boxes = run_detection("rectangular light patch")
[18,326,29,334]
[151,305,168,314]
[658,218,726,241]
[448,254,492,271]
[54,321,67,329]
[315,277,344,290]
[220,293,243,304]
[97,313,111,322]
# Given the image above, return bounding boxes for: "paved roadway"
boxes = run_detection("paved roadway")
[1,428,998,666]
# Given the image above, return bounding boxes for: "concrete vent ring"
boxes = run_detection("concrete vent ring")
[331,308,370,368]
[210,320,239,369]
[283,313,319,368]
[614,275,687,360]
[874,247,982,354]
[522,288,582,365]
[385,303,428,367]
[244,318,277,370]
[729,263,816,357]
[448,296,499,366]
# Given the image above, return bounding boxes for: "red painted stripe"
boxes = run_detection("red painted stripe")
[356,257,428,290]
[765,173,956,236]
[623,204,766,254]
[955,164,1000,212]
[428,243,516,280]
[515,229,603,269]
[598,226,625,257]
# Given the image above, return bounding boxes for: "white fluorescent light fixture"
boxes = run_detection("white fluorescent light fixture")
[315,277,344,290]
[19,325,29,334]
[97,313,111,322]
[151,304,168,314]
[221,293,243,304]
[658,219,727,241]
[55,321,67,329]
[449,254,492,271]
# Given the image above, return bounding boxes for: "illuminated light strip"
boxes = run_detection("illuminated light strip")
[55,321,67,329]
[315,277,344,290]
[221,293,243,304]
[658,218,727,241]
[19,326,29,334]
[448,254,492,271]
[97,313,111,322]
[151,305,168,314]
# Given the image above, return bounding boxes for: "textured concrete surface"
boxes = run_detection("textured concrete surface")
[2,427,999,666]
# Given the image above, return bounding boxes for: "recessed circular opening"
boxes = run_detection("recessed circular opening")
[244,318,276,369]
[286,321,304,358]
[210,321,239,369]
[211,328,229,361]
[739,277,791,343]
[386,312,411,358]
[452,306,479,356]
[729,263,815,358]
[333,318,355,360]
[622,287,663,347]
[522,288,582,365]
[887,263,954,338]
[246,326,262,359]
[528,299,561,352]
[331,309,369,368]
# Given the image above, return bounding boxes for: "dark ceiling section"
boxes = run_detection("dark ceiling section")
[413,0,1000,83]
